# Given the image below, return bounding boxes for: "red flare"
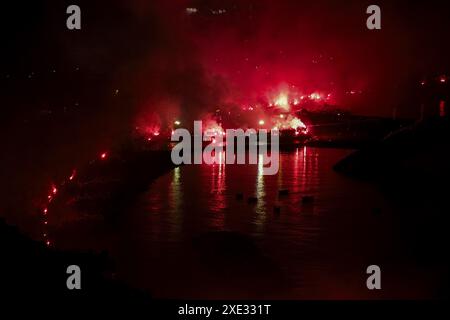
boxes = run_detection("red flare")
[69,170,76,181]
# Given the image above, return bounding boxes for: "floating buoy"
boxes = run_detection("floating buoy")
[247,196,258,204]
[302,195,315,204]
[372,207,382,216]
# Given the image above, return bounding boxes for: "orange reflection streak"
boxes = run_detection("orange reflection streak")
[168,166,183,240]
[293,147,300,193]
[301,146,308,192]
[209,151,226,228]
[254,154,267,233]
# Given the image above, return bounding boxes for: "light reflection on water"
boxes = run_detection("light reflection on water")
[59,147,408,298]
[141,147,349,288]
[145,147,326,240]
[58,147,414,298]
[136,147,349,297]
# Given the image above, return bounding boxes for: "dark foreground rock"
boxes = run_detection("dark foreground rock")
[334,117,450,204]
[191,231,291,299]
[0,218,151,306]
[334,117,450,279]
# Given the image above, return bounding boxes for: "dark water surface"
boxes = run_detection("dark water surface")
[54,147,442,299]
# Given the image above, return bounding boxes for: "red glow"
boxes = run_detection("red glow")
[46,240,50,246]
[52,185,57,194]
[203,117,225,138]
[43,208,48,215]
[309,93,322,100]
[69,170,76,181]
[274,93,289,110]
[100,152,107,160]
[271,114,307,132]
[440,100,446,117]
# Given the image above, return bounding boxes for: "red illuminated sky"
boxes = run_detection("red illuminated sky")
[2,0,450,124]
[143,0,450,117]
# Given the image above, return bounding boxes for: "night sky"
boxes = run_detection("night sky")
[2,1,450,120]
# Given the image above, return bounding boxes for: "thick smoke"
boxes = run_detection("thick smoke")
[64,0,230,133]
